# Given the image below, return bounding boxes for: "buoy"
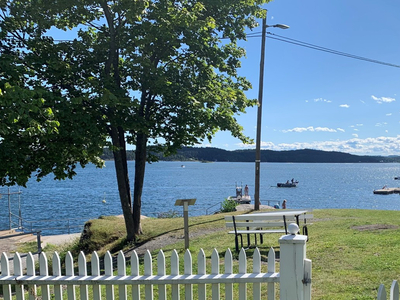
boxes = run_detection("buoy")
[102,199,106,203]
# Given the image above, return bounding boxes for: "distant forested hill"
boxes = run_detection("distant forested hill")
[101,147,400,163]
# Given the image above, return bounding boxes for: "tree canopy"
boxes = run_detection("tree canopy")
[0,0,270,240]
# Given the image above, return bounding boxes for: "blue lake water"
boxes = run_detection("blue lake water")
[1,161,400,234]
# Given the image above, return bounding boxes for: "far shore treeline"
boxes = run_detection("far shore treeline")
[101,147,400,163]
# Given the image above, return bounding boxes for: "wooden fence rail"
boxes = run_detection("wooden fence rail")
[0,232,311,300]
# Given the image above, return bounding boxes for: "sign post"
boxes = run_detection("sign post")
[174,199,196,249]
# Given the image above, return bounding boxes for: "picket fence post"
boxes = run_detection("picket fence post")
[279,224,310,300]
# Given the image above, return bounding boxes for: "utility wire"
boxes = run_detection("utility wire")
[22,33,400,69]
[246,31,400,69]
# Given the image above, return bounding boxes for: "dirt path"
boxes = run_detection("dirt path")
[124,226,226,258]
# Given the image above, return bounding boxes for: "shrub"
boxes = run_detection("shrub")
[220,198,238,212]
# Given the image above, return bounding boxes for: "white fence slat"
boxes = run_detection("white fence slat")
[197,249,206,300]
[131,251,140,300]
[211,248,220,300]
[14,253,24,300]
[52,252,63,300]
[238,248,247,300]
[39,252,50,300]
[253,248,261,300]
[144,250,153,300]
[157,250,167,300]
[224,249,233,300]
[171,249,180,300]
[78,252,89,300]
[267,247,276,299]
[27,253,37,300]
[304,258,312,300]
[118,251,127,300]
[65,251,76,300]
[391,280,399,300]
[1,252,12,300]
[377,284,387,300]
[184,250,193,300]
[1,252,10,275]
[105,251,115,300]
[91,252,102,300]
[117,250,128,300]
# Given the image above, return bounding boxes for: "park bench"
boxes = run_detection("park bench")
[225,209,313,252]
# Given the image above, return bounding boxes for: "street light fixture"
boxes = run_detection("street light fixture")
[267,24,290,30]
[254,17,289,211]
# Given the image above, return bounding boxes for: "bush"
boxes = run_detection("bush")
[220,198,238,212]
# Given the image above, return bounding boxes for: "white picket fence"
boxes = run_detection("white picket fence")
[377,280,399,300]
[0,233,311,300]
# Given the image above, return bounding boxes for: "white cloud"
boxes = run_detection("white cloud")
[340,104,350,108]
[372,95,396,104]
[337,128,345,132]
[313,98,331,103]
[354,129,359,131]
[386,113,392,116]
[315,127,337,132]
[352,134,358,138]
[238,135,400,156]
[282,126,337,133]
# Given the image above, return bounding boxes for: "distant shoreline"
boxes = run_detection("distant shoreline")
[101,147,400,163]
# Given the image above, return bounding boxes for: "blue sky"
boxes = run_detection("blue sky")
[47,1,399,156]
[203,0,400,156]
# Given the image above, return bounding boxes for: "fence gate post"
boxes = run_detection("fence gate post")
[279,224,309,300]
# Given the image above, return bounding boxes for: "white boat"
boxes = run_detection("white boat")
[227,184,251,204]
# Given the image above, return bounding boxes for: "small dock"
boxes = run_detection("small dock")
[373,188,400,195]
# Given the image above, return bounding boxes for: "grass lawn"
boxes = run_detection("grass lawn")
[15,209,400,299]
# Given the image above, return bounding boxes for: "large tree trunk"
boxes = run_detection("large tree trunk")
[110,125,136,241]
[132,132,147,235]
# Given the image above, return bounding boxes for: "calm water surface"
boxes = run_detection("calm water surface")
[1,162,400,233]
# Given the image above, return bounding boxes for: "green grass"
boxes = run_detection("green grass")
[12,209,400,299]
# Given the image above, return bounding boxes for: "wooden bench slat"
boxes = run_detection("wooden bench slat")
[230,214,313,221]
[226,221,287,227]
[228,230,286,234]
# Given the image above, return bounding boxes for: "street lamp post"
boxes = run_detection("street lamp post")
[254,16,289,211]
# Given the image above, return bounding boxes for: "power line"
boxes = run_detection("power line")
[246,31,400,68]
[15,33,400,69]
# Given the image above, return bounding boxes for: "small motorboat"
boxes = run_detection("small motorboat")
[395,177,400,180]
[277,179,298,188]
[227,183,251,204]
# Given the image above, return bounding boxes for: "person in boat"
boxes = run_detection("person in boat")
[286,180,290,184]
[282,199,287,209]
[291,178,294,183]
[244,184,249,196]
